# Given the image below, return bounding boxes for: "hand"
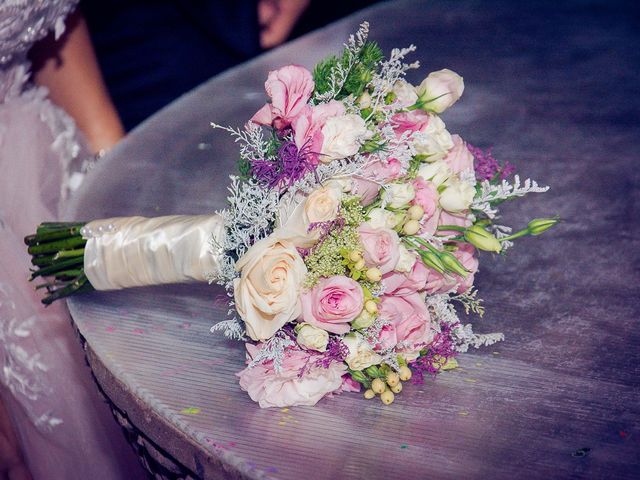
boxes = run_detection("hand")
[258,0,310,49]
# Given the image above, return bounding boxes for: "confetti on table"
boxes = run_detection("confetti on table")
[619,431,630,439]
[464,378,478,383]
[458,411,470,416]
[281,408,289,413]
[180,407,201,415]
[400,444,409,449]
[180,322,192,329]
[132,328,145,335]
[492,351,500,356]
[105,326,116,333]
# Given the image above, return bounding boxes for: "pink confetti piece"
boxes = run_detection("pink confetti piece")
[180,322,192,329]
[132,328,145,335]
[105,326,116,333]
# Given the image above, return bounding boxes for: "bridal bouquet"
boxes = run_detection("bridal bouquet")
[26,23,556,408]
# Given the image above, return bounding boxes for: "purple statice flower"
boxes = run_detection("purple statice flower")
[315,337,349,369]
[409,323,458,384]
[251,140,314,189]
[468,144,515,181]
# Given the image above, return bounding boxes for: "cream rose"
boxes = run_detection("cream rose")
[296,323,330,352]
[278,185,342,248]
[320,114,369,162]
[416,69,464,114]
[368,208,402,229]
[234,233,307,341]
[417,160,452,187]
[439,180,476,212]
[383,183,415,209]
[412,115,454,160]
[394,244,417,273]
[342,333,383,371]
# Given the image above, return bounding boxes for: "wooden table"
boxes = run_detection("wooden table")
[64,0,640,478]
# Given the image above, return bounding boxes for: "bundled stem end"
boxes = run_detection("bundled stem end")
[25,222,94,305]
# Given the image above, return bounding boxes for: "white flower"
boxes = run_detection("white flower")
[278,185,342,248]
[392,79,418,108]
[416,69,464,114]
[342,333,383,371]
[383,183,415,209]
[368,208,402,229]
[234,233,307,341]
[394,244,417,273]
[412,115,454,160]
[417,160,452,186]
[320,114,369,162]
[439,180,476,212]
[325,177,352,193]
[296,323,329,352]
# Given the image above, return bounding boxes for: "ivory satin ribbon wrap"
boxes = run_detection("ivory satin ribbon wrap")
[82,215,225,291]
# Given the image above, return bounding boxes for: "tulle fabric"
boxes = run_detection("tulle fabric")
[0,56,146,480]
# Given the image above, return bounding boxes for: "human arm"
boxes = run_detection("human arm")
[29,9,124,154]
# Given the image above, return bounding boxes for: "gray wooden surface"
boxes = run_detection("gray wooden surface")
[65,0,640,478]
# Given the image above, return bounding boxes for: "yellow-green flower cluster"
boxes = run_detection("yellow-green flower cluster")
[303,196,367,288]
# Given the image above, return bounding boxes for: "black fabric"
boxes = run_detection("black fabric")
[82,0,261,131]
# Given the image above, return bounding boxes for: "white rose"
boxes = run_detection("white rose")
[412,115,454,160]
[320,114,369,162]
[416,69,464,114]
[278,185,342,248]
[439,180,476,212]
[383,183,415,209]
[368,208,402,229]
[342,333,383,371]
[394,244,417,273]
[325,177,352,193]
[296,323,329,352]
[392,79,418,108]
[234,233,307,341]
[417,160,452,187]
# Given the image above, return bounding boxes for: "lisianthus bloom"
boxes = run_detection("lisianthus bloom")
[415,68,464,114]
[251,65,314,129]
[237,344,346,408]
[319,114,369,162]
[301,276,364,334]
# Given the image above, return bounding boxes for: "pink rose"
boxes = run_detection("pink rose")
[423,267,456,295]
[411,177,439,219]
[437,210,472,236]
[377,294,433,349]
[358,223,401,274]
[391,110,430,136]
[301,276,364,334]
[443,135,475,175]
[292,101,345,164]
[251,65,314,129]
[352,158,403,205]
[237,344,346,408]
[382,259,429,296]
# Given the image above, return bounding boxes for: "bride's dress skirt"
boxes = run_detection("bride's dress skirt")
[0,71,145,479]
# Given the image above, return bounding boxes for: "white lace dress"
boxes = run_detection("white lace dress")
[0,2,145,478]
